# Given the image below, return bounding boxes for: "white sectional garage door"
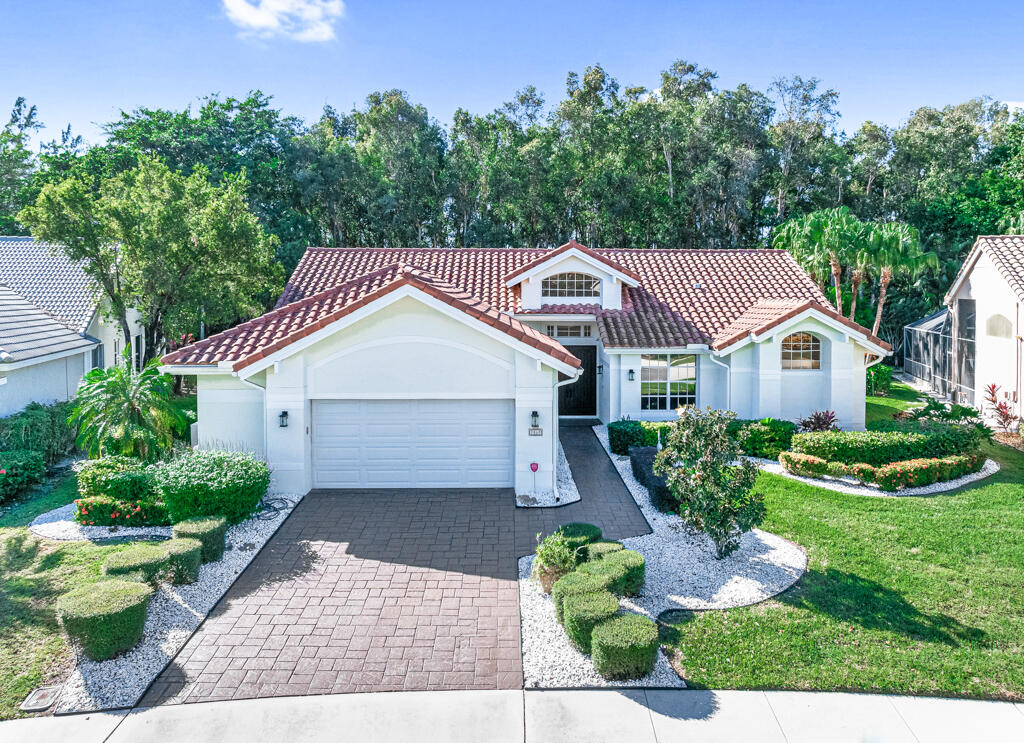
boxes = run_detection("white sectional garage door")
[311,399,515,489]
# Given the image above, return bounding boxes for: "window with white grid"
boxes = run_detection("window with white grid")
[541,272,600,298]
[640,354,697,410]
[781,332,821,369]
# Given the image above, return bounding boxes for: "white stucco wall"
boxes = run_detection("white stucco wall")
[0,351,90,417]
[193,293,561,496]
[195,374,266,457]
[518,254,624,310]
[85,304,145,369]
[952,250,1021,415]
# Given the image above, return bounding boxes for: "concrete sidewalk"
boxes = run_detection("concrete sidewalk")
[4,689,1024,743]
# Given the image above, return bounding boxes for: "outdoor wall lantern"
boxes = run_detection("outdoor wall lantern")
[597,364,604,375]
[278,410,289,428]
[627,369,635,381]
[531,410,540,427]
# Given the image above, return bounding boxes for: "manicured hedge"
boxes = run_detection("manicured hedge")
[153,450,269,524]
[164,537,203,584]
[0,401,76,465]
[578,557,629,595]
[0,449,46,503]
[559,523,602,563]
[74,495,170,526]
[586,540,624,562]
[591,613,659,679]
[173,516,228,562]
[551,571,614,623]
[730,418,798,459]
[56,579,154,661]
[779,450,986,491]
[628,446,675,512]
[102,544,170,583]
[77,456,147,498]
[607,420,671,455]
[562,590,619,653]
[791,425,980,466]
[605,549,645,597]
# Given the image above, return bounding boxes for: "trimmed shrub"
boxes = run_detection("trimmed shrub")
[791,428,978,466]
[586,540,624,562]
[608,420,645,455]
[591,613,659,679]
[0,449,46,503]
[56,579,154,661]
[102,544,170,583]
[559,522,602,563]
[779,451,830,478]
[551,571,614,623]
[532,530,577,592]
[74,495,170,526]
[153,450,269,524]
[577,558,628,595]
[875,455,984,491]
[0,401,76,465]
[77,456,146,498]
[732,418,798,459]
[605,549,645,597]
[849,462,877,484]
[164,538,203,585]
[628,446,675,512]
[173,516,228,562]
[825,461,850,479]
[562,590,619,653]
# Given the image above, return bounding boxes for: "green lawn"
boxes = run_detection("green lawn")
[0,473,160,720]
[864,380,926,426]
[662,385,1024,700]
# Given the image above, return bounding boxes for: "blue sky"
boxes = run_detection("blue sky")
[2,0,1022,147]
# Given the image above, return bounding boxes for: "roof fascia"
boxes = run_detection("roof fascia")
[504,247,640,289]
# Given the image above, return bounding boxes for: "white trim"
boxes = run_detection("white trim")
[512,314,598,322]
[0,343,95,372]
[604,346,710,354]
[714,308,890,356]
[159,365,224,376]
[237,285,580,378]
[943,240,984,306]
[306,392,515,400]
[504,247,640,289]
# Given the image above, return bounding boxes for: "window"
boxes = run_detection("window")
[90,345,105,370]
[541,272,600,298]
[781,332,821,369]
[545,324,592,338]
[133,334,143,370]
[986,314,1012,338]
[640,354,697,410]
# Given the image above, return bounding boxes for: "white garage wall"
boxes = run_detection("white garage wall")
[0,351,89,417]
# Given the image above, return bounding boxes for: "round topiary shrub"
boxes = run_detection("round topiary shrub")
[172,516,228,562]
[562,590,620,653]
[56,579,154,661]
[591,613,659,679]
[585,540,624,562]
[605,549,645,597]
[153,449,269,524]
[577,558,628,595]
[559,522,602,563]
[101,544,170,583]
[163,538,203,584]
[551,571,614,623]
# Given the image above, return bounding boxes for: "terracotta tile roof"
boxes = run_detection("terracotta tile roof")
[162,264,581,371]
[712,298,891,351]
[502,239,642,284]
[0,284,96,364]
[0,237,98,332]
[977,235,1024,302]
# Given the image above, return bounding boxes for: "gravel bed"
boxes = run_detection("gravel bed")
[516,442,581,507]
[761,458,1000,497]
[29,503,173,542]
[53,494,303,714]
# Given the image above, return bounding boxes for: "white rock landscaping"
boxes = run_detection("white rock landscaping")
[516,442,581,507]
[52,495,303,714]
[29,503,173,542]
[517,427,808,689]
[763,458,1000,497]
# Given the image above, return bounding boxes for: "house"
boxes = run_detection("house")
[905,235,1022,418]
[160,240,890,497]
[0,237,145,417]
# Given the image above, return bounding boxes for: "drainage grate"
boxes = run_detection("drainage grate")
[20,685,61,713]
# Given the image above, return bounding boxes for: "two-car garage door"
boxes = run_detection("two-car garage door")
[311,399,514,488]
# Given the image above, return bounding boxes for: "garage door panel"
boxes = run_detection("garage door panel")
[312,399,514,489]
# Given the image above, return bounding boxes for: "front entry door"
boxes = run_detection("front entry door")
[559,345,597,416]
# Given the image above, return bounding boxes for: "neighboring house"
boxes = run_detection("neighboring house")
[0,237,145,417]
[905,235,1023,417]
[161,240,890,497]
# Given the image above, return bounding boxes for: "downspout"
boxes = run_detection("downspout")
[708,353,731,411]
[234,372,267,458]
[552,367,583,495]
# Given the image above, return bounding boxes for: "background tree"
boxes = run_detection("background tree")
[0,97,42,234]
[868,221,937,337]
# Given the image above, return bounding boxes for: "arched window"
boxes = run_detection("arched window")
[541,272,600,298]
[986,314,1013,338]
[781,332,821,369]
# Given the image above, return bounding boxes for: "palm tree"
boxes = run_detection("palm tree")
[867,222,937,337]
[70,350,186,461]
[847,241,876,321]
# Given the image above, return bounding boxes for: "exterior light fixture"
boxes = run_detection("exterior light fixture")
[278,410,289,428]
[597,364,604,375]
[531,410,539,427]
[628,369,635,382]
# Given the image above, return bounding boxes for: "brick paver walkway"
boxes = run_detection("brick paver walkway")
[141,421,649,705]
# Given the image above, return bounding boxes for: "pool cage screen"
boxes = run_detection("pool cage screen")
[902,308,976,405]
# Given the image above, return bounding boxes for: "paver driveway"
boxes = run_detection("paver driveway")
[142,421,649,705]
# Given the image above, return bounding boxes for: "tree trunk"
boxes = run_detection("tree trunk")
[829,256,843,312]
[849,271,862,321]
[872,268,891,337]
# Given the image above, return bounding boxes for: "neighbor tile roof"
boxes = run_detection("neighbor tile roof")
[973,235,1024,302]
[0,237,98,332]
[162,264,580,371]
[0,284,95,364]
[712,298,890,351]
